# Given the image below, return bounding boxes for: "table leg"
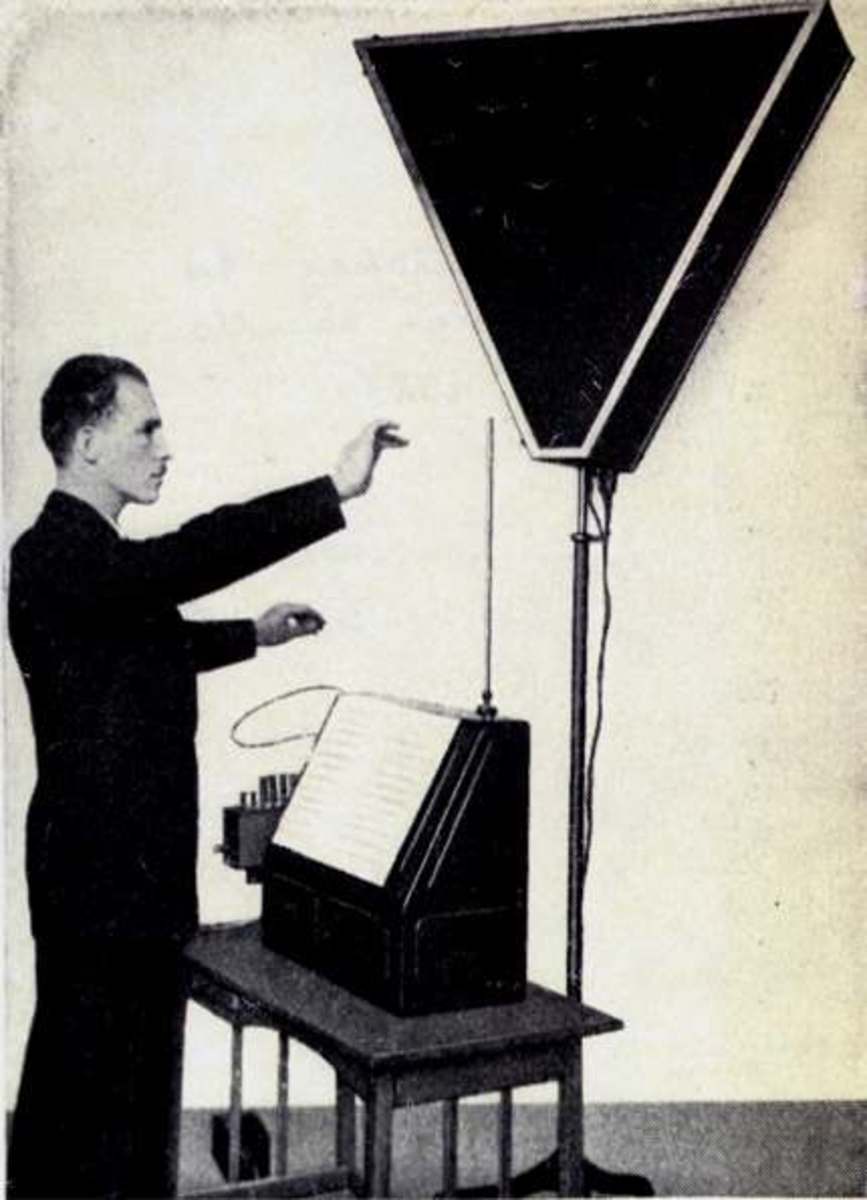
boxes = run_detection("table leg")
[229,1024,244,1184]
[364,1078,394,1197]
[442,1098,459,1196]
[557,1049,583,1198]
[498,1089,513,1198]
[336,1078,357,1172]
[275,1031,290,1176]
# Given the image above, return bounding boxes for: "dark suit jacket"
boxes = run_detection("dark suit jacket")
[8,478,345,941]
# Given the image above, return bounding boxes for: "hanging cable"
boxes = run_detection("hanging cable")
[229,683,481,750]
[581,471,617,890]
[229,683,344,749]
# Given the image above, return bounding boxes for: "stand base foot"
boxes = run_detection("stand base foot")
[582,1157,654,1198]
[448,1152,654,1198]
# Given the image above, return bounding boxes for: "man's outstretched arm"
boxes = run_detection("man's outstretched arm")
[184,603,326,674]
[49,421,407,613]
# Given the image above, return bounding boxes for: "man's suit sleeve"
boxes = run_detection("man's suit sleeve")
[65,476,345,610]
[184,620,257,673]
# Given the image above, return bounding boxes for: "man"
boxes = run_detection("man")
[6,354,405,1198]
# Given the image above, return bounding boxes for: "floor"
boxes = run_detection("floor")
[176,1100,867,1197]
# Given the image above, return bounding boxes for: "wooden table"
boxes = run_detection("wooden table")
[182,922,621,1198]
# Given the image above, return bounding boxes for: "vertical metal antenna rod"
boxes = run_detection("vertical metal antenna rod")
[478,417,497,719]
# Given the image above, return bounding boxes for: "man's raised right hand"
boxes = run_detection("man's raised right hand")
[332,420,407,501]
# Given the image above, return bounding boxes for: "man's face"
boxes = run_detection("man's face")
[90,376,171,507]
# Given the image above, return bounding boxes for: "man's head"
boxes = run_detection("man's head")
[42,355,170,513]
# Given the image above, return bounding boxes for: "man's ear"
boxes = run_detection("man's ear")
[73,424,101,466]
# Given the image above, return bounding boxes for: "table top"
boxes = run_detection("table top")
[184,922,622,1072]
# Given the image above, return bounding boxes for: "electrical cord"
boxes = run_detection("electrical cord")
[229,683,344,749]
[582,470,617,892]
[230,684,482,750]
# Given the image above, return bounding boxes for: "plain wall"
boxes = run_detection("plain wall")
[3,0,865,1111]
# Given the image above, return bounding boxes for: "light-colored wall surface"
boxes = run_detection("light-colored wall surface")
[3,0,865,1109]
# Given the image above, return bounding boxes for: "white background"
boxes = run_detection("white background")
[3,0,866,1110]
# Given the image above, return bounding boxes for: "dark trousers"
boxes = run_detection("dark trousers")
[7,939,187,1200]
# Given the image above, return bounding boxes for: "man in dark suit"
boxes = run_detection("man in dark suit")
[6,354,405,1198]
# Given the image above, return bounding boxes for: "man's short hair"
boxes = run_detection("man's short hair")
[41,355,149,466]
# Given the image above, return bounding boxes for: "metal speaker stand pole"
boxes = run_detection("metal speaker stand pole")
[503,466,652,1198]
[452,466,652,1199]
[567,462,591,1006]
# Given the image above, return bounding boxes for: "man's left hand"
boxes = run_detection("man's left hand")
[255,603,325,646]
